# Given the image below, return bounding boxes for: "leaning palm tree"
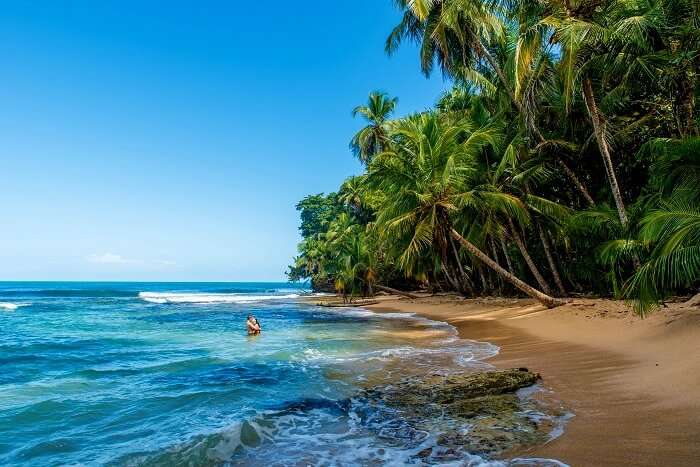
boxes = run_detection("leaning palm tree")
[369,112,566,307]
[350,91,398,165]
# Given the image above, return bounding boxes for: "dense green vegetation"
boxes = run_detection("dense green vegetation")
[288,0,699,314]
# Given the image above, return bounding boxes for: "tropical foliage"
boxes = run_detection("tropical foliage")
[289,0,699,313]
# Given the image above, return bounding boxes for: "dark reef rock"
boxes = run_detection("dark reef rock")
[365,368,540,410]
[419,368,541,401]
[360,368,555,460]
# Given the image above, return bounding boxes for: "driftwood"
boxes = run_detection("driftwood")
[685,292,700,307]
[375,285,418,300]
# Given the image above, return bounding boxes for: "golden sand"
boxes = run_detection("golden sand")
[364,294,700,467]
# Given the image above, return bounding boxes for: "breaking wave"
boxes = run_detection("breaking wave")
[138,292,300,304]
[117,394,569,467]
[0,302,29,311]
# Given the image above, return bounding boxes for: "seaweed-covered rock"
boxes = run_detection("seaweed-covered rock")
[422,368,541,402]
[449,394,520,418]
[366,368,540,410]
[360,368,552,460]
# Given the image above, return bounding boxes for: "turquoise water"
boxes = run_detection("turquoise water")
[0,282,564,466]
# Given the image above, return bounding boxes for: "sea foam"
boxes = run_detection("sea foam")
[138,292,299,304]
[0,302,28,311]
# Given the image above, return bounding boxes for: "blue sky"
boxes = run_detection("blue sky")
[1,1,446,281]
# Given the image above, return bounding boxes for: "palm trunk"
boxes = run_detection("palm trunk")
[445,265,469,297]
[507,219,554,296]
[582,77,628,225]
[675,68,697,137]
[451,236,474,295]
[450,229,566,308]
[478,267,488,294]
[450,236,467,278]
[489,238,504,295]
[469,30,595,206]
[443,263,462,293]
[537,224,567,297]
[471,33,520,114]
[500,236,515,274]
[534,123,594,206]
[375,285,418,299]
[459,270,474,295]
[555,158,595,206]
[435,279,445,293]
[484,263,495,293]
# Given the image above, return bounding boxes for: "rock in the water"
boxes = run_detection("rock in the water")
[360,368,550,459]
[368,368,540,409]
[427,368,541,402]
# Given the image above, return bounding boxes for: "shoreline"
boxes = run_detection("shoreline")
[361,295,700,466]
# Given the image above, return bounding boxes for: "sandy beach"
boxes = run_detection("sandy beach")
[365,295,700,467]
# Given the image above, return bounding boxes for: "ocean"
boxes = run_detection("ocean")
[0,282,566,466]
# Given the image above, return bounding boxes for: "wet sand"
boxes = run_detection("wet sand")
[365,295,700,467]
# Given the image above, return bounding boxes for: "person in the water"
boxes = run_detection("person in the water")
[246,314,261,335]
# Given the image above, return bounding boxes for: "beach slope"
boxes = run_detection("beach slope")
[367,296,700,467]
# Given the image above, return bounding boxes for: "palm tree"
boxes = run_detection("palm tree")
[622,137,700,314]
[542,3,644,225]
[288,0,700,314]
[640,137,700,199]
[387,0,597,207]
[537,220,568,296]
[343,232,379,297]
[581,76,629,224]
[497,138,576,296]
[350,91,398,165]
[578,0,699,138]
[624,193,700,315]
[369,112,566,307]
[338,176,366,211]
[387,0,514,114]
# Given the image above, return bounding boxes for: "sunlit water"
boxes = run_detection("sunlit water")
[0,282,566,466]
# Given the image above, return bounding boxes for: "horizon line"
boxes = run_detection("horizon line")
[0,279,307,284]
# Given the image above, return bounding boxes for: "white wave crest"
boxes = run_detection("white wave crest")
[0,302,29,311]
[138,292,300,304]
